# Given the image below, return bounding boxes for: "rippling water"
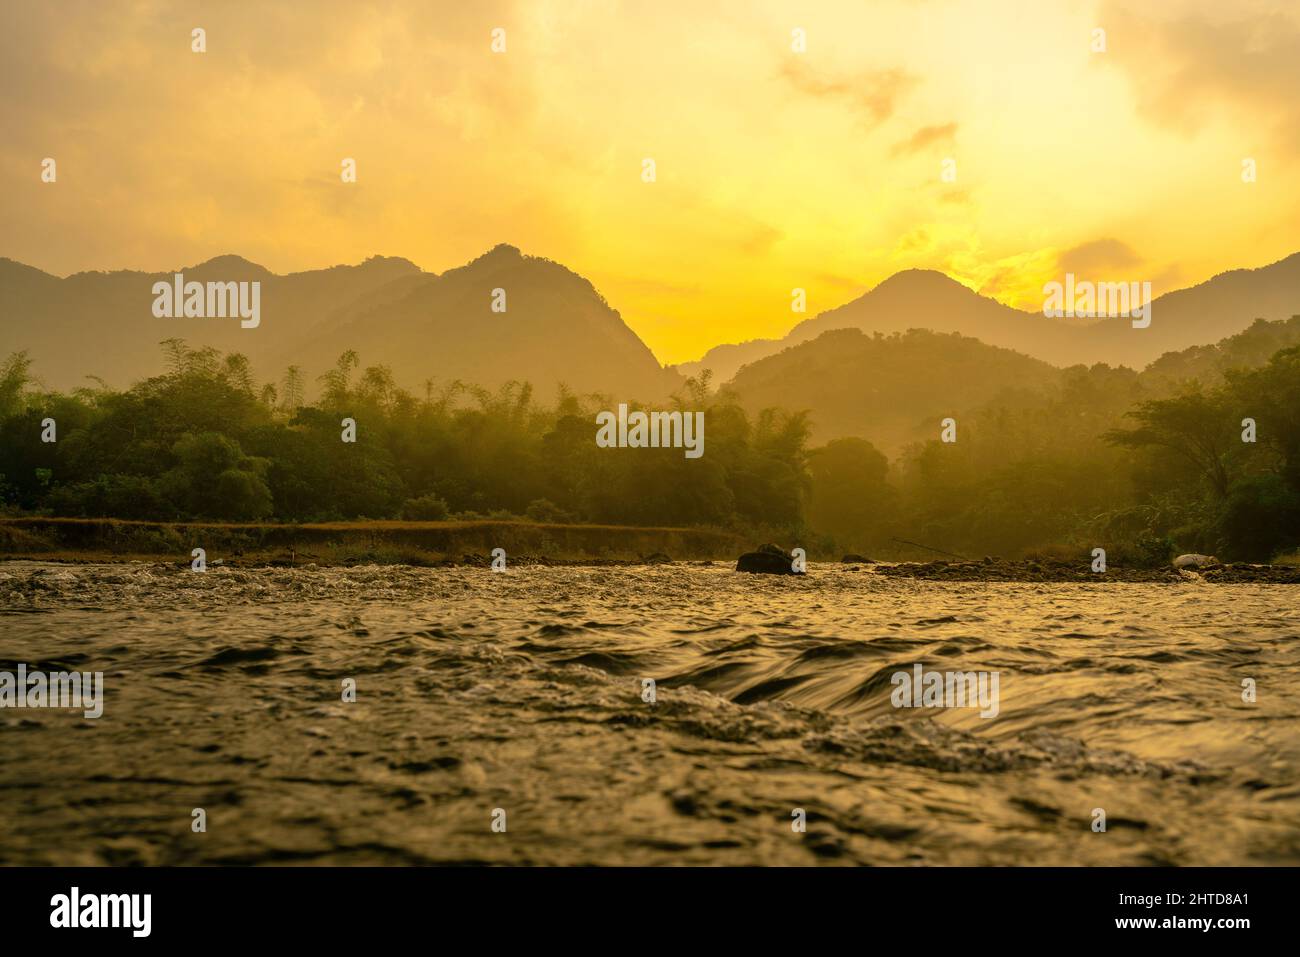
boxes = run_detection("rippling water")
[1,561,1297,866]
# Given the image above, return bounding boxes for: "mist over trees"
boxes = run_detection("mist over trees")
[2,325,1299,563]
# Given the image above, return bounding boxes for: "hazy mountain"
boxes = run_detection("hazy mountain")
[8,243,1293,404]
[721,327,1062,451]
[722,309,1300,453]
[1140,314,1300,393]
[273,244,682,401]
[0,254,421,390]
[682,253,1300,383]
[0,245,683,401]
[672,337,783,384]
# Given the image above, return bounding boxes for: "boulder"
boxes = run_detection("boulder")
[643,552,672,564]
[1172,553,1220,569]
[840,554,874,564]
[736,544,803,575]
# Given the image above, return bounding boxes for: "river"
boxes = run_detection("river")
[1,561,1296,865]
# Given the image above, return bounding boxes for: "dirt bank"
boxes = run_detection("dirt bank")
[0,517,743,566]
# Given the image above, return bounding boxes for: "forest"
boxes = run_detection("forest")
[1,332,1298,563]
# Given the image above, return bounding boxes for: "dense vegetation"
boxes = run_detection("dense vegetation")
[2,321,1299,562]
[0,341,807,535]
[886,348,1300,563]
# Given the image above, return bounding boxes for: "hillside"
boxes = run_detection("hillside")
[1141,315,1300,392]
[0,254,421,389]
[721,327,1063,451]
[0,246,683,401]
[272,244,682,402]
[684,253,1300,382]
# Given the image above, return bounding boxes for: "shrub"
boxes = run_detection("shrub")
[524,498,574,523]
[401,493,450,521]
[1217,475,1300,561]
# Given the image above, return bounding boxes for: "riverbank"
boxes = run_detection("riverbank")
[0,516,744,566]
[869,556,1300,583]
[3,518,1298,581]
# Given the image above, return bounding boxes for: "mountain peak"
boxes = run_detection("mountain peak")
[185,254,273,277]
[472,243,523,264]
[871,268,978,297]
[360,254,422,272]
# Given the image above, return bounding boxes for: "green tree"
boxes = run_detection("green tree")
[162,432,272,520]
[807,437,894,550]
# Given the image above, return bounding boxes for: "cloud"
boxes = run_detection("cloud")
[1056,238,1143,276]
[890,122,958,157]
[736,221,783,256]
[1149,262,1189,297]
[779,59,917,127]
[816,272,866,293]
[1098,0,1300,149]
[972,247,1061,308]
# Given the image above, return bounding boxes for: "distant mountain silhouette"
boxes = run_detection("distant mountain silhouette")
[272,244,681,401]
[1141,314,1300,392]
[721,327,1062,451]
[0,253,420,389]
[6,245,1295,403]
[0,245,682,400]
[671,336,785,386]
[722,312,1300,453]
[680,253,1300,383]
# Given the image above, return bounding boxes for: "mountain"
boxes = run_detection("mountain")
[271,244,681,401]
[8,244,1294,403]
[681,253,1300,383]
[721,327,1062,451]
[672,337,784,384]
[0,246,682,401]
[1140,315,1300,392]
[723,310,1300,454]
[0,254,421,390]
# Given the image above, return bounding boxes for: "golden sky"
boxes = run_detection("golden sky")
[3,0,1298,364]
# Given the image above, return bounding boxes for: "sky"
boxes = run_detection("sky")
[2,0,1298,365]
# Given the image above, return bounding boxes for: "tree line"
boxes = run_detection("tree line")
[1,336,1298,562]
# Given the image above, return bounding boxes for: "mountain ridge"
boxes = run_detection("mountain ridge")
[678,251,1300,382]
[0,246,682,401]
[4,246,1297,401]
